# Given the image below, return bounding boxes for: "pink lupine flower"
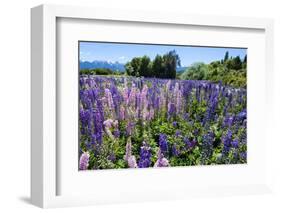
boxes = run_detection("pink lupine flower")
[149,108,154,120]
[103,119,114,128]
[154,149,170,167]
[140,85,149,120]
[122,87,129,105]
[124,138,138,168]
[79,152,90,170]
[127,156,138,168]
[174,83,182,114]
[128,86,137,107]
[166,80,171,91]
[143,110,150,121]
[105,88,114,111]
[124,138,132,161]
[140,85,148,106]
[159,90,166,111]
[112,120,118,128]
[103,119,118,140]
[119,106,125,120]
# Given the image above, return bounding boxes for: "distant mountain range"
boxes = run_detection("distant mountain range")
[80,60,187,73]
[80,60,125,71]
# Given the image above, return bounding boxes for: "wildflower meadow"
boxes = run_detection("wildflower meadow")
[79,76,247,170]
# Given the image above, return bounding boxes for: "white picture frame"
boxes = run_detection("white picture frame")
[31,4,274,208]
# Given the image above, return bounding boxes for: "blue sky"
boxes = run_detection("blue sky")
[79,41,247,67]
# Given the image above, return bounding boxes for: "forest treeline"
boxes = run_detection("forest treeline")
[125,50,180,79]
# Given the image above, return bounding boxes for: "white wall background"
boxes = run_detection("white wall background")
[0,0,280,212]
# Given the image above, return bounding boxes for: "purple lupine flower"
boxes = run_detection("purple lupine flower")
[126,121,135,136]
[196,84,201,102]
[203,89,219,126]
[240,152,247,161]
[90,133,97,147]
[79,77,85,87]
[92,103,104,144]
[172,144,180,156]
[80,90,92,109]
[242,119,247,127]
[231,139,239,148]
[175,130,181,137]
[240,129,247,145]
[224,115,234,127]
[237,109,247,121]
[108,153,116,162]
[183,113,189,121]
[79,152,90,170]
[95,132,102,145]
[193,129,199,137]
[110,84,121,111]
[113,129,120,138]
[222,130,232,156]
[184,137,196,149]
[167,102,176,119]
[201,132,214,164]
[86,78,94,88]
[79,108,90,126]
[159,133,169,154]
[79,108,91,134]
[138,142,151,168]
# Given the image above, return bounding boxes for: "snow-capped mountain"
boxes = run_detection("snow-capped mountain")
[79,60,125,71]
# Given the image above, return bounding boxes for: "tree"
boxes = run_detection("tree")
[125,63,134,76]
[139,56,151,77]
[225,56,242,70]
[224,51,229,62]
[232,56,242,70]
[152,55,164,78]
[180,62,208,80]
[125,57,142,76]
[162,50,181,79]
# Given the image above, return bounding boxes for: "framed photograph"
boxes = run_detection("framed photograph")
[31,4,274,208]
